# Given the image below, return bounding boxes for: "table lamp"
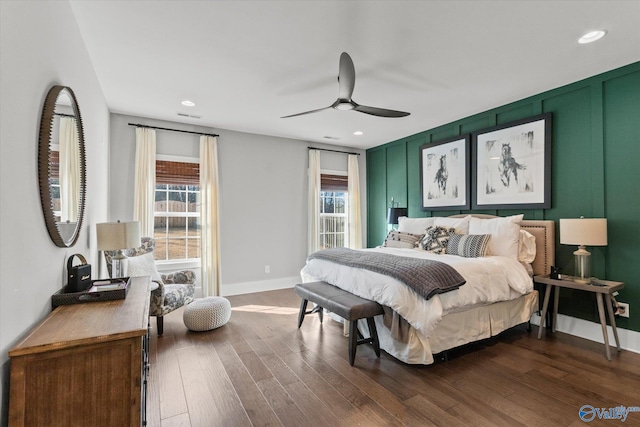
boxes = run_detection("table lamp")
[387,207,408,229]
[559,217,607,284]
[96,221,141,278]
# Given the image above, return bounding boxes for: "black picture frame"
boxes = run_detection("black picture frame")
[419,134,470,211]
[472,113,552,210]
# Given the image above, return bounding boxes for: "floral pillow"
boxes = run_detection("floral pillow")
[418,226,455,254]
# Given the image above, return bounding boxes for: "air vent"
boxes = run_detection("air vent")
[323,136,340,140]
[177,112,201,119]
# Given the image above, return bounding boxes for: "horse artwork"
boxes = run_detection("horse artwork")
[473,113,551,209]
[420,135,470,210]
[434,154,448,195]
[498,143,526,188]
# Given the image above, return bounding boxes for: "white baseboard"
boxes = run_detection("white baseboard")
[219,275,299,297]
[531,313,640,354]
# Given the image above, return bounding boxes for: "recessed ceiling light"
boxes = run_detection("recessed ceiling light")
[578,30,607,44]
[353,131,363,136]
[181,100,196,107]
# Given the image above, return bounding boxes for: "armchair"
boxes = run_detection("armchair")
[103,237,196,335]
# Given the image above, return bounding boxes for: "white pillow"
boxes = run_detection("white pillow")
[397,216,435,235]
[468,216,520,259]
[126,252,163,284]
[519,229,537,263]
[506,214,524,224]
[433,215,471,234]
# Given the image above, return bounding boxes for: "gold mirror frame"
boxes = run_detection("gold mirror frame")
[38,85,86,247]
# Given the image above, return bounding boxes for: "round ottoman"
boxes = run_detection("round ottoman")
[183,297,231,332]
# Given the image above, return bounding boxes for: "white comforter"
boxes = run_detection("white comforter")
[300,247,532,345]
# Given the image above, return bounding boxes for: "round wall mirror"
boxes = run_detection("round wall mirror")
[38,85,86,247]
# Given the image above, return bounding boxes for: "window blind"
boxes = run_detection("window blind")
[156,160,199,186]
[321,174,348,192]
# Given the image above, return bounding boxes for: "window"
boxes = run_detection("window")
[49,149,61,221]
[319,173,348,249]
[154,159,201,261]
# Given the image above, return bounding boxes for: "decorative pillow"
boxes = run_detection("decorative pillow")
[506,214,524,224]
[468,216,520,259]
[418,226,455,254]
[126,252,163,284]
[397,216,435,235]
[518,229,537,263]
[433,215,471,234]
[383,230,422,249]
[447,233,491,258]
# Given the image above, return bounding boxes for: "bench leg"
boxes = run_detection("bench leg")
[367,317,381,358]
[349,319,358,366]
[297,299,308,328]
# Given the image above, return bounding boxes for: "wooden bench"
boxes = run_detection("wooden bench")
[295,281,384,366]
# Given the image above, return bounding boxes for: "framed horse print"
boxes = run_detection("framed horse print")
[472,113,552,210]
[420,134,470,211]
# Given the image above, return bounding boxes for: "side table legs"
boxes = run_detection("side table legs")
[605,294,621,352]
[538,283,553,339]
[596,294,612,360]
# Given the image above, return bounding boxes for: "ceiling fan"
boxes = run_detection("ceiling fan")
[281,52,410,119]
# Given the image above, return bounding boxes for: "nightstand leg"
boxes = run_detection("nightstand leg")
[596,294,612,361]
[538,284,553,339]
[552,286,560,333]
[605,294,621,352]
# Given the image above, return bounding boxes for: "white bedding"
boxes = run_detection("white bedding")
[300,247,533,363]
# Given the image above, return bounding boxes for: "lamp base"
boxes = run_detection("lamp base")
[112,250,127,278]
[573,245,591,284]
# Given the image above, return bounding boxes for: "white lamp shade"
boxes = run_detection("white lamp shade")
[96,221,141,250]
[560,218,607,246]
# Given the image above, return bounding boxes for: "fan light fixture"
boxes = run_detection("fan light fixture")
[281,52,410,119]
[578,30,607,44]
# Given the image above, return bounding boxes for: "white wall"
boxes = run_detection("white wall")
[0,1,109,422]
[108,113,366,295]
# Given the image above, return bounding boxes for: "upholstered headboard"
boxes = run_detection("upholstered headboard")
[450,214,555,276]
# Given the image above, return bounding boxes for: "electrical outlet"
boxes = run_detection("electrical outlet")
[616,302,629,318]
[265,265,270,274]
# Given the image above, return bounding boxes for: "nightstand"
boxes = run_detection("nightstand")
[534,274,624,360]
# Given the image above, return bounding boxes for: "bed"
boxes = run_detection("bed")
[301,214,555,364]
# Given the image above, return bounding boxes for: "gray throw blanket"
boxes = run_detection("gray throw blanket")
[307,248,466,300]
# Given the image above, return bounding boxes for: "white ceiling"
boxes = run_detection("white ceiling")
[69,1,640,150]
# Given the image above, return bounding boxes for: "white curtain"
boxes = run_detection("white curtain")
[59,117,79,222]
[200,135,221,297]
[308,149,321,255]
[348,154,362,249]
[133,127,156,237]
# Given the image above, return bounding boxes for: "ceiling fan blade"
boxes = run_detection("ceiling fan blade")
[353,104,410,118]
[281,106,331,118]
[338,52,356,100]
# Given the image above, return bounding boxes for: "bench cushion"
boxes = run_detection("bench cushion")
[295,281,383,321]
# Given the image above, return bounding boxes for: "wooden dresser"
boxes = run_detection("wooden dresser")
[8,276,151,427]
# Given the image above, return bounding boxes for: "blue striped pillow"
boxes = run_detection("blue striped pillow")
[446,233,491,258]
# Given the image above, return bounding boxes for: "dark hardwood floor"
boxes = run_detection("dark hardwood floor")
[147,288,640,427]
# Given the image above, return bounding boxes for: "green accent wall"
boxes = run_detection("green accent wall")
[366,62,640,332]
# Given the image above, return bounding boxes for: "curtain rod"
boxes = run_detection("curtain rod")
[307,147,360,156]
[128,123,219,138]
